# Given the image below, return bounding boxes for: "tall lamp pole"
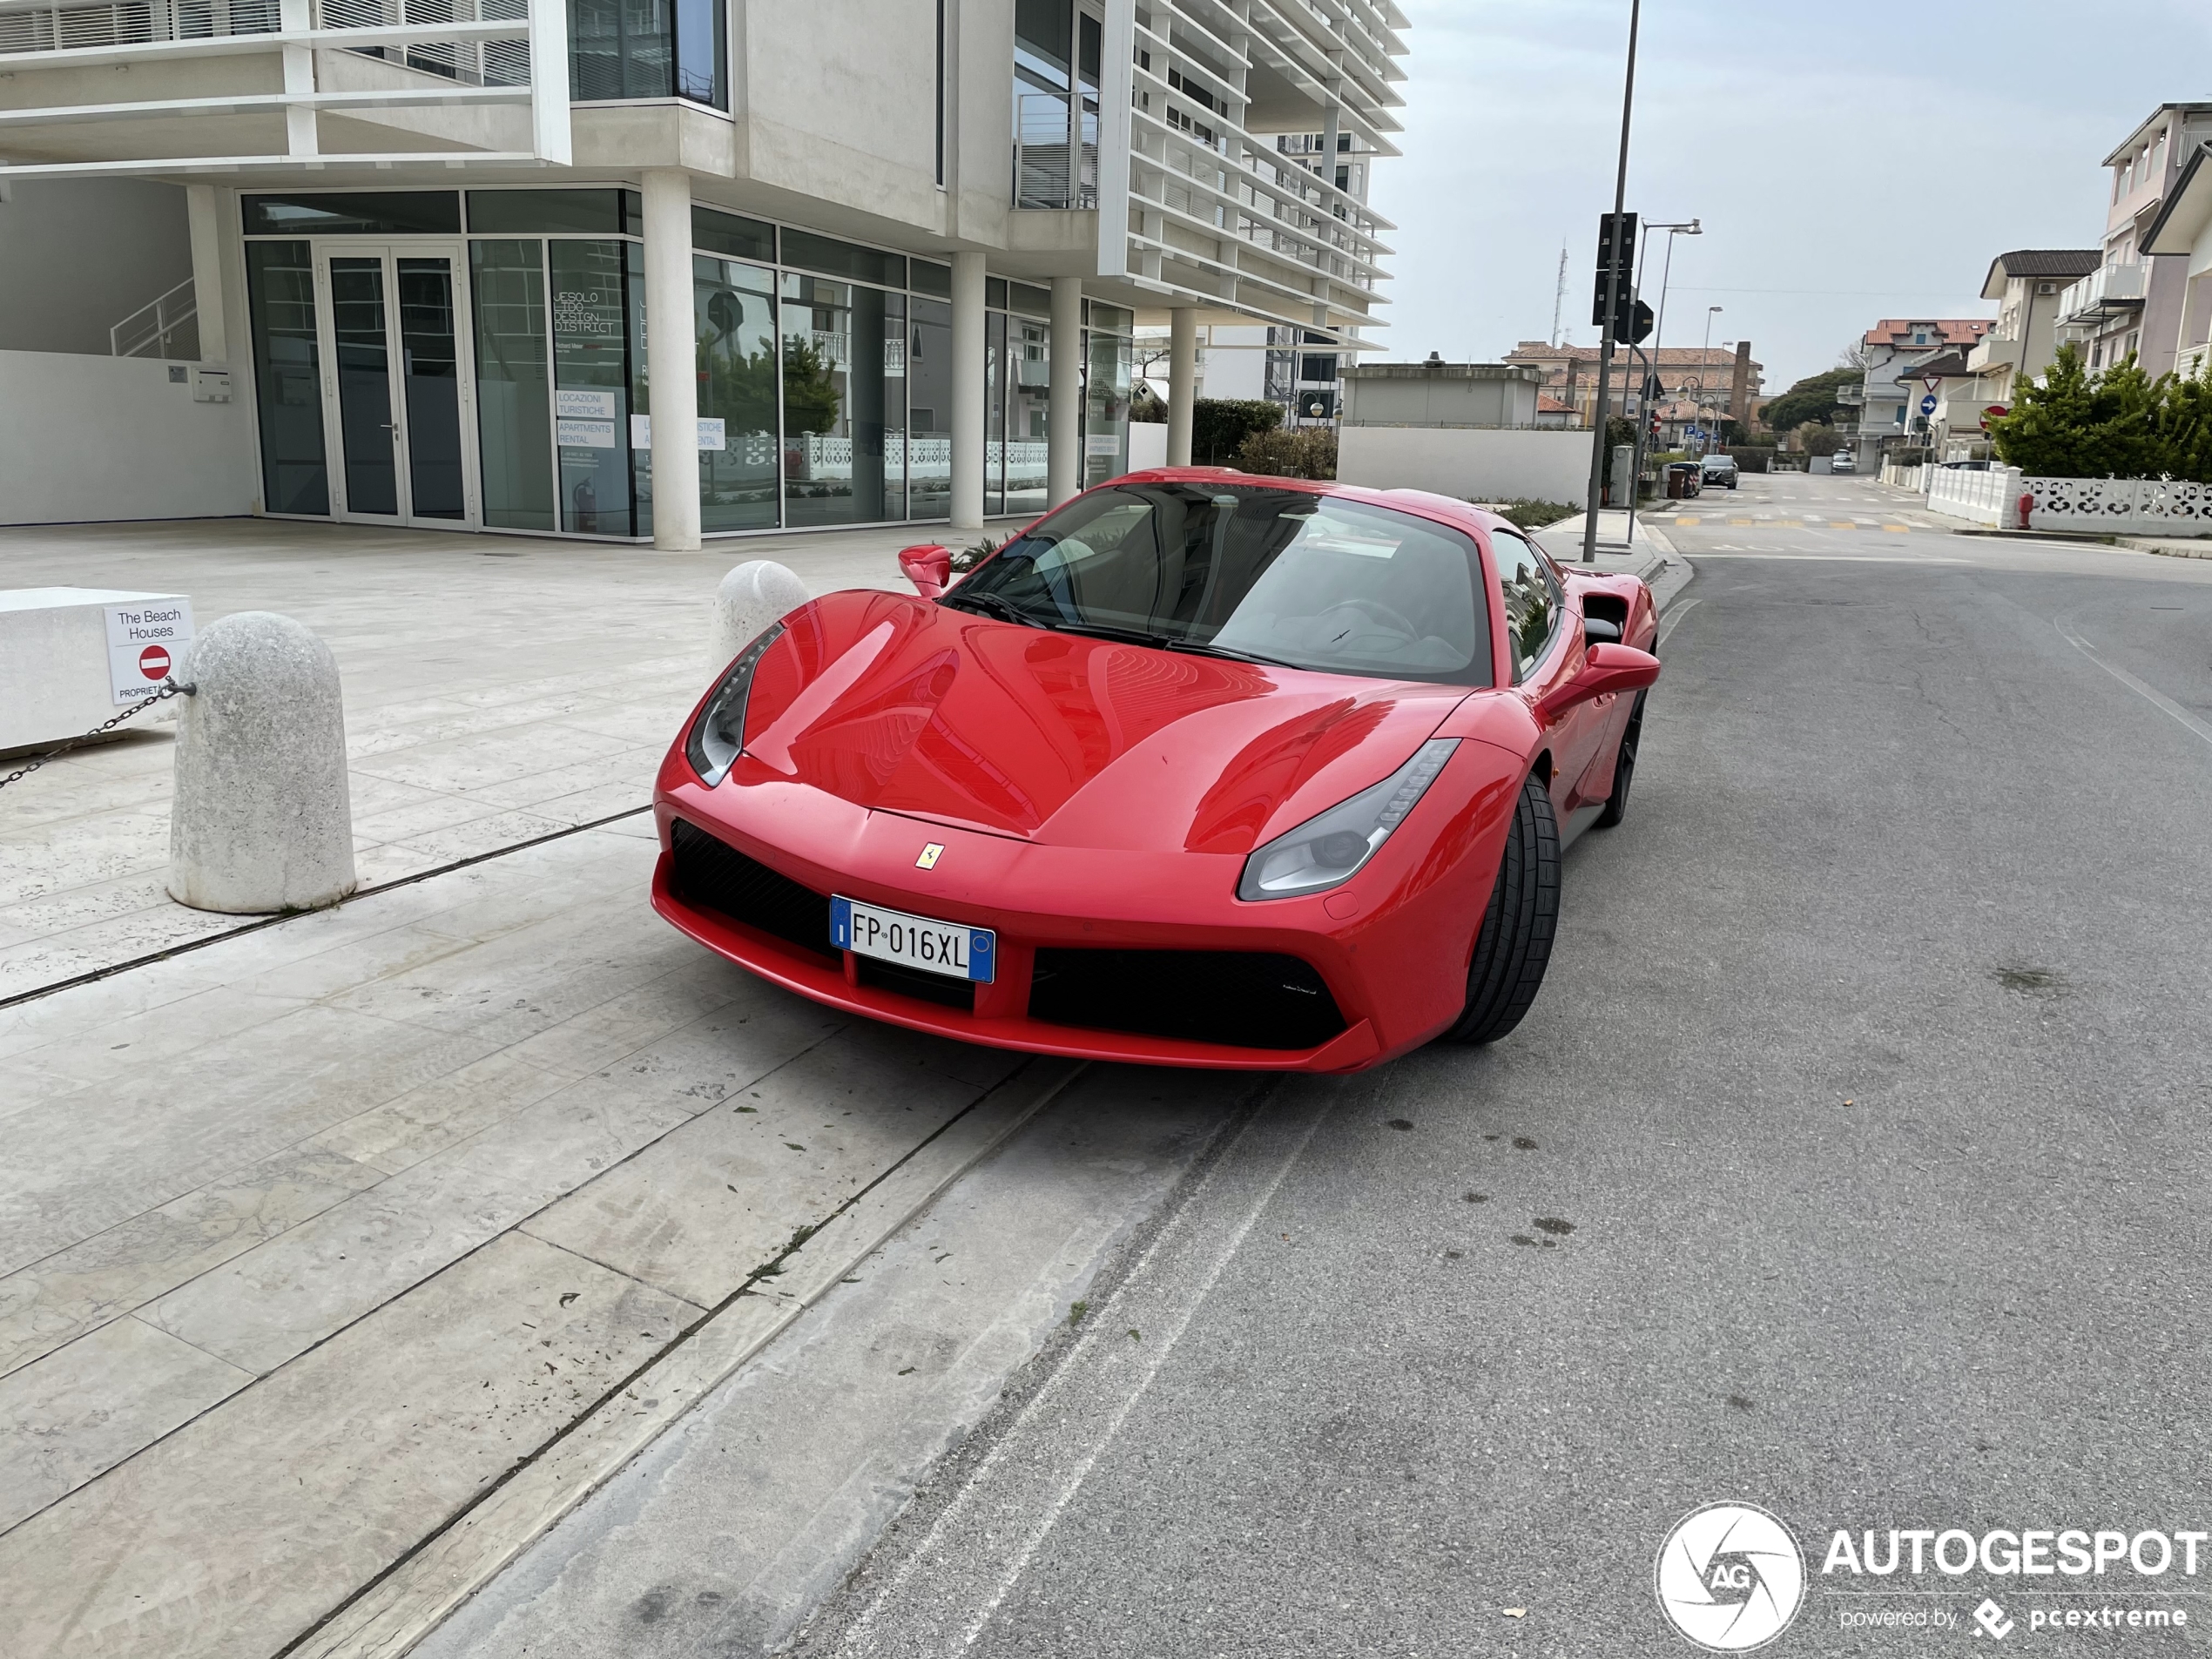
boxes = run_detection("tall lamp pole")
[1694,306,1722,455]
[1624,218,1697,545]
[1579,0,1642,565]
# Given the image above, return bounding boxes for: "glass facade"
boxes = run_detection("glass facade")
[245,190,1143,538]
[695,256,779,532]
[245,240,328,516]
[469,239,555,531]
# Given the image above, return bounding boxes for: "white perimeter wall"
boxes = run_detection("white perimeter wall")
[1128,420,1169,471]
[1337,426,1595,505]
[0,351,254,525]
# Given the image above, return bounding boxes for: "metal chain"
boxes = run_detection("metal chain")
[0,680,193,792]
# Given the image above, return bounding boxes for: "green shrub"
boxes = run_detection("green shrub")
[1237,426,1337,479]
[1987,342,2212,480]
[1493,499,1579,530]
[1191,398,1283,463]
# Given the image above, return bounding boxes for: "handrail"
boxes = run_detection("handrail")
[111,277,196,358]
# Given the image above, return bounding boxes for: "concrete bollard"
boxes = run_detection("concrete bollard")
[707,561,810,676]
[168,610,356,914]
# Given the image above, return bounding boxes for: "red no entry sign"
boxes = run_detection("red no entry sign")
[138,644,171,680]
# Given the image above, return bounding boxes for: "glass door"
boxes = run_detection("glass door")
[315,244,478,527]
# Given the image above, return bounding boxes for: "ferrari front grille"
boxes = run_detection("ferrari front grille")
[1028,948,1347,1051]
[668,819,835,962]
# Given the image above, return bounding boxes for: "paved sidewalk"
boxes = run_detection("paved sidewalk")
[0,814,1077,1659]
[0,516,947,1001]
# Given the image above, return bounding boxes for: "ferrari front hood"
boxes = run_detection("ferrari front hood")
[734,590,1470,853]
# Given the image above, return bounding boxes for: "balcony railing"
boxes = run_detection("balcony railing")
[0,0,568,178]
[1015,91,1096,212]
[2056,261,2146,326]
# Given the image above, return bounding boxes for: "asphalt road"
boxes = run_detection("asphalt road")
[784,472,2212,1657]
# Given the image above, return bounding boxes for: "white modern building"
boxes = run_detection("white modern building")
[0,0,1406,543]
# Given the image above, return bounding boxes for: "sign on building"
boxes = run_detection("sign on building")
[104,599,193,705]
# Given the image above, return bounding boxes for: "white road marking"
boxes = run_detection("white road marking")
[1657,597,1702,646]
[2057,624,2212,750]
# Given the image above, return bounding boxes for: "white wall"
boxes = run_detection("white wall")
[0,179,195,357]
[0,351,254,524]
[1128,420,1169,471]
[1337,426,1595,505]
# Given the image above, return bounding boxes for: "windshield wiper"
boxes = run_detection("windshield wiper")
[939,589,1038,626]
[1166,639,1306,671]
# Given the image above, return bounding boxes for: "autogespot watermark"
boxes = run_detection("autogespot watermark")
[1657,1507,2205,1648]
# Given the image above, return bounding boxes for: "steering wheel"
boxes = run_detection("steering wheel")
[1329,596,1422,639]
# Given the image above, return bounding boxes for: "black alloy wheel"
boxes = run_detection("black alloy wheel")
[1595,689,1647,829]
[1442,771,1561,1045]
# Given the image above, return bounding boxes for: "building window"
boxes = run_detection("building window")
[570,0,725,110]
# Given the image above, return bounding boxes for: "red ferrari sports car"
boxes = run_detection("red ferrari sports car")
[651,469,1659,1073]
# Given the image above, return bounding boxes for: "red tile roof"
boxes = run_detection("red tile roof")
[1860,319,1993,347]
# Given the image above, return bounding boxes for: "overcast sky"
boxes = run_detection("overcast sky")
[1367,1,2212,394]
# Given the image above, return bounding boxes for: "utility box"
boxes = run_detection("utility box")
[1,587,193,754]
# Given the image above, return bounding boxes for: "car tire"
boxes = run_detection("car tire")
[1595,690,1646,829]
[1442,772,1560,1045]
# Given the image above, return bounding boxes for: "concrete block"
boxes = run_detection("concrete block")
[167,610,356,914]
[0,587,190,753]
[706,561,809,676]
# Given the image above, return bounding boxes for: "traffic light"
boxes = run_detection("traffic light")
[1591,212,1638,327]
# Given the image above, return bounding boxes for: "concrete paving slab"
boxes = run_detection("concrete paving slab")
[0,1231,694,1659]
[0,515,926,999]
[0,1312,252,1533]
[145,1089,705,1376]
[522,1035,1015,1309]
[0,1145,384,1381]
[411,1066,1250,1659]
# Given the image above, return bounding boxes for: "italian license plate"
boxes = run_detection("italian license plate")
[831,896,995,983]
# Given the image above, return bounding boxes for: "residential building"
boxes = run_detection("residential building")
[1848,319,1993,465]
[2142,141,2212,381]
[1500,341,1763,432]
[0,0,1408,543]
[1960,250,2101,417]
[2054,103,2212,377]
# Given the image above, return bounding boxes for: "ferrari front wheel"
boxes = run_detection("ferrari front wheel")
[1442,771,1560,1045]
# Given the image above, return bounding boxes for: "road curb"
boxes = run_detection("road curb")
[283,1056,1087,1659]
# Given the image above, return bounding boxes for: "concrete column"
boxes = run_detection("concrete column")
[1048,275,1084,506]
[1167,307,1197,466]
[950,252,987,530]
[168,611,354,915]
[185,185,226,364]
[642,168,701,551]
[707,561,809,675]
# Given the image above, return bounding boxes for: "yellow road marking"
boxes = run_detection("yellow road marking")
[1881,524,1910,533]
[1730,517,1755,525]
[1831,520,1856,529]
[1674,516,1698,526]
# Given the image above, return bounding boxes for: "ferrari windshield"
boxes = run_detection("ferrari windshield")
[944,483,1494,685]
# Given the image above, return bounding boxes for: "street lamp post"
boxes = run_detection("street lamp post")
[1693,306,1722,455]
[1623,218,1696,546]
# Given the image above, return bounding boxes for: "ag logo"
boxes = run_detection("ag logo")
[1656,1502,1805,1651]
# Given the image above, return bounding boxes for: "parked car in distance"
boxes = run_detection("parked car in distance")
[1940,459,1992,470]
[1663,461,1703,499]
[1828,451,1856,473]
[1699,454,1739,490]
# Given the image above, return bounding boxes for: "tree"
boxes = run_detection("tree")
[780,338,842,438]
[1986,343,2182,479]
[1759,367,1859,435]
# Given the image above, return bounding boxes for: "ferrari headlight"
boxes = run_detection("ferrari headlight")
[1237,738,1460,901]
[685,624,784,786]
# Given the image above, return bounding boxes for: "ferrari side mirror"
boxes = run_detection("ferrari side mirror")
[898,543,954,599]
[1536,642,1660,724]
